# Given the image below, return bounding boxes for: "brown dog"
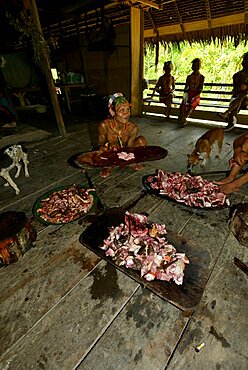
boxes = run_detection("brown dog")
[187,127,224,171]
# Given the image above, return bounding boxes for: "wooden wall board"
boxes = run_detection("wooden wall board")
[77,287,189,370]
[0,261,139,370]
[84,50,130,96]
[167,233,248,370]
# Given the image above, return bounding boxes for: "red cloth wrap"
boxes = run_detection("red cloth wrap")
[187,90,200,108]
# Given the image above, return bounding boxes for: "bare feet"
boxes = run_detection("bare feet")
[100,167,113,178]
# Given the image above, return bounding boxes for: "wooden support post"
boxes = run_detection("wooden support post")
[30,0,67,138]
[130,7,144,116]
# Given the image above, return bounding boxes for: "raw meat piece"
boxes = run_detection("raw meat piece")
[101,211,189,285]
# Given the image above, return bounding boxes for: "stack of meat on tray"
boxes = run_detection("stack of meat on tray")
[147,169,229,208]
[101,212,189,285]
[36,184,94,224]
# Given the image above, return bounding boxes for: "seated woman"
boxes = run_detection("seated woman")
[178,58,205,126]
[97,92,147,177]
[216,131,248,194]
[153,61,175,118]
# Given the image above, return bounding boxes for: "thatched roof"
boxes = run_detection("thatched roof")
[39,0,248,46]
[143,0,248,44]
[0,0,247,51]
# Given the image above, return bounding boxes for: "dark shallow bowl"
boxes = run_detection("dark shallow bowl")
[33,184,98,225]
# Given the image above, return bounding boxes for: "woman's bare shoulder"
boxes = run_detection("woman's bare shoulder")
[99,118,112,127]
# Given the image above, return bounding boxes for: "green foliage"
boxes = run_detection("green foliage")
[144,38,247,84]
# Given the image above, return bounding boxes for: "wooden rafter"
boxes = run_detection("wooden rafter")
[171,0,185,34]
[204,0,212,29]
[146,8,157,30]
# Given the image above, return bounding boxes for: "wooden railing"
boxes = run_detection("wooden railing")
[143,80,247,125]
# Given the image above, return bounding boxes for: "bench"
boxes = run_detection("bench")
[143,81,247,125]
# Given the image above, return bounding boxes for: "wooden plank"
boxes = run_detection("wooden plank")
[0,261,139,369]
[131,7,143,115]
[96,165,161,209]
[175,191,246,270]
[144,13,244,38]
[77,287,189,370]
[30,0,66,138]
[142,104,248,125]
[0,222,101,357]
[167,233,248,370]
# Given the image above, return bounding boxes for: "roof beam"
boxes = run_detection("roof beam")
[144,12,245,38]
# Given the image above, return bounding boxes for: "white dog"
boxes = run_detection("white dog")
[0,144,29,195]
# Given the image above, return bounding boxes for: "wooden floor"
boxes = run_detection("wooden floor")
[0,116,247,370]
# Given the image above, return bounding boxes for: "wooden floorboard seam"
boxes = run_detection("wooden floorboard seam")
[73,285,141,370]
[177,212,196,234]
[0,259,104,362]
[165,315,192,370]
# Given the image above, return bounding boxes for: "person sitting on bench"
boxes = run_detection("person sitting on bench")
[178,58,205,126]
[153,61,175,119]
[218,52,248,131]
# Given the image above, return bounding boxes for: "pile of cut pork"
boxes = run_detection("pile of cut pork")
[101,212,189,285]
[147,170,229,208]
[37,184,94,224]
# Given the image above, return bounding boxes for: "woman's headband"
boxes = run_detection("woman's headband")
[108,92,126,108]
